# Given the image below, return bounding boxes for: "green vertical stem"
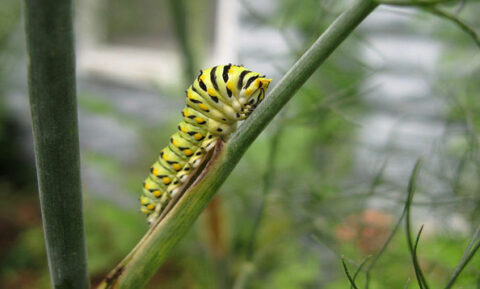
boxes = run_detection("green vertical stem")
[24,1,90,289]
[169,0,197,83]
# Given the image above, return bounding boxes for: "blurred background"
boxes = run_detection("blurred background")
[0,0,479,288]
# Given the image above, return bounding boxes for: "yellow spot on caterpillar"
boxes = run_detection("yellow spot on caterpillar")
[141,207,150,214]
[162,153,168,160]
[172,138,178,146]
[144,182,150,189]
[147,204,155,210]
[153,190,162,197]
[172,163,182,171]
[198,103,209,111]
[194,117,204,124]
[184,149,194,156]
[180,125,187,133]
[152,168,160,176]
[162,177,171,184]
[200,73,206,81]
[194,133,203,140]
[227,81,235,91]
[207,88,216,96]
[140,196,149,205]
[261,78,272,88]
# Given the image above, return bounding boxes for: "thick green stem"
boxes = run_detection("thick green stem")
[102,1,377,288]
[24,1,90,288]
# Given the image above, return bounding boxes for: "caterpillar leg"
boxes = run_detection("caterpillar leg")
[146,204,163,225]
[166,134,219,198]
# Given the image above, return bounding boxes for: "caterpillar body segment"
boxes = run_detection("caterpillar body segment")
[141,64,272,224]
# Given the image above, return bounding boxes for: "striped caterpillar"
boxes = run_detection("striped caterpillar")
[140,64,272,224]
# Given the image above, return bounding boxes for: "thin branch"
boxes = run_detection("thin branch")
[405,159,430,289]
[413,225,427,286]
[342,256,360,289]
[454,0,466,14]
[414,225,425,252]
[404,278,412,289]
[377,0,480,48]
[444,224,480,289]
[352,255,371,288]
[377,0,456,6]
[232,262,255,289]
[424,6,480,48]
[364,189,409,289]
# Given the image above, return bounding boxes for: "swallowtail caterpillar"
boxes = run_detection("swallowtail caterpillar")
[141,64,272,224]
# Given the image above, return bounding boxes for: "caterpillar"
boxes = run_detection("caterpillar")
[140,64,272,224]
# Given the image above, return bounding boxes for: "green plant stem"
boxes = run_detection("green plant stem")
[444,224,480,289]
[377,0,455,6]
[351,256,371,287]
[405,159,429,289]
[169,0,197,83]
[364,200,407,289]
[424,6,480,48]
[377,0,480,48]
[101,1,378,288]
[342,256,360,289]
[24,0,90,289]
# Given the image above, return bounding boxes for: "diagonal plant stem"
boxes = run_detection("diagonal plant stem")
[23,0,90,288]
[404,278,412,289]
[405,159,430,289]
[351,255,371,288]
[342,256,360,289]
[98,1,378,288]
[364,195,407,289]
[377,0,480,48]
[444,224,480,289]
[424,5,480,48]
[377,0,456,6]
[364,158,421,289]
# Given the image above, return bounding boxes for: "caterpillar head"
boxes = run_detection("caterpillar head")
[240,76,272,117]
